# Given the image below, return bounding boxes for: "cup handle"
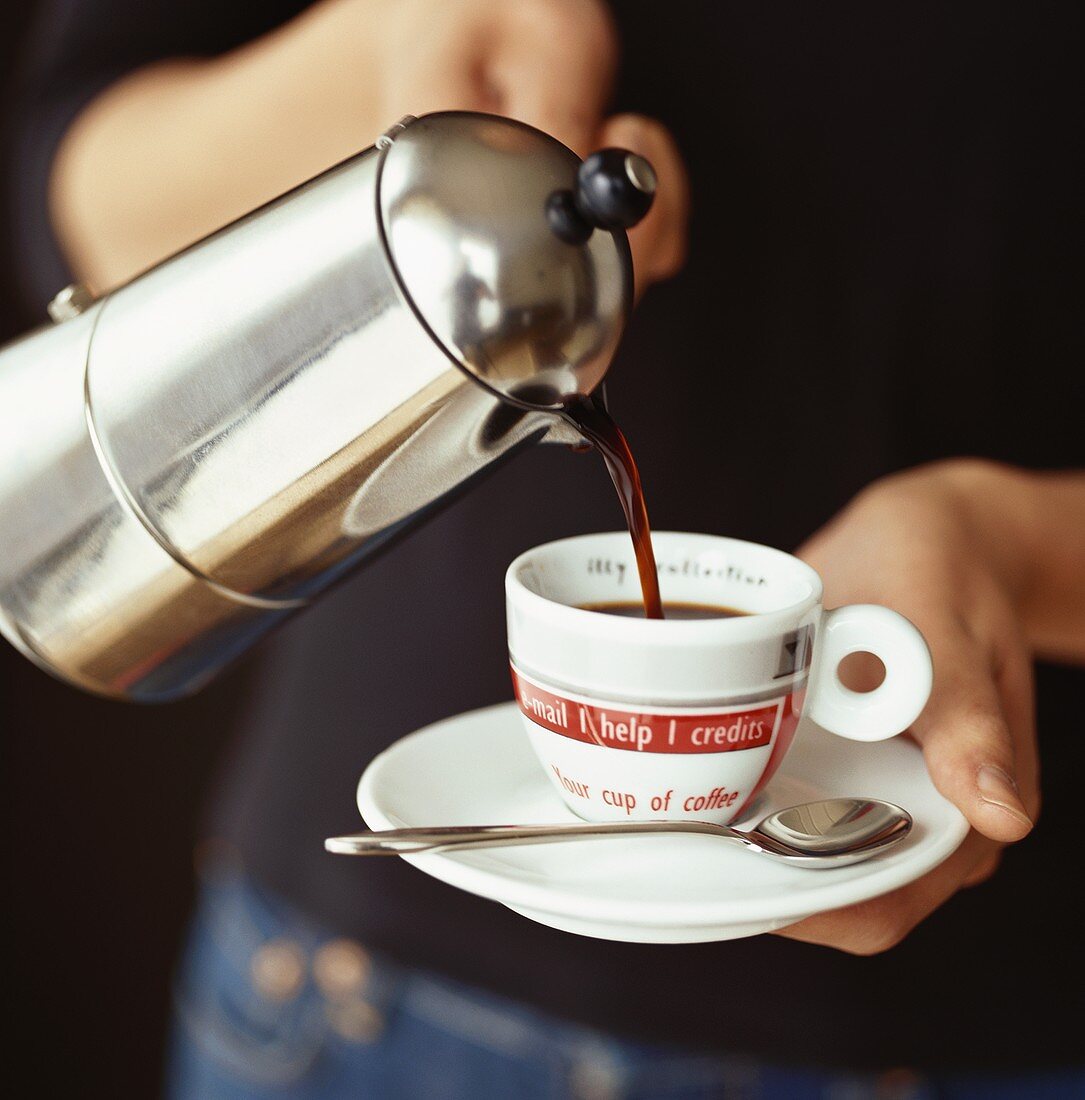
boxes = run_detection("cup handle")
[806,605,933,742]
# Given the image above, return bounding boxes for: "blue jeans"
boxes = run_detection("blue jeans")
[166,865,1083,1100]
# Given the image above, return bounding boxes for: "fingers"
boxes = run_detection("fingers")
[993,635,1041,820]
[489,0,617,155]
[597,114,689,293]
[909,618,1034,843]
[778,831,997,954]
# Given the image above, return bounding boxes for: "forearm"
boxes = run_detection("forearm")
[940,460,1085,664]
[49,0,383,291]
[44,0,682,297]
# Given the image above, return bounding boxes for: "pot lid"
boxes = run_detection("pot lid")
[375,112,648,409]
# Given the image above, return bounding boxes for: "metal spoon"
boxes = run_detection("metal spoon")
[325,797,911,868]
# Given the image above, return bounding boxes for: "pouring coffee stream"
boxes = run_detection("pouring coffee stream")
[562,393,664,619]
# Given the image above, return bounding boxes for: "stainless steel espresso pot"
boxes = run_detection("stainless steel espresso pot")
[0,112,654,700]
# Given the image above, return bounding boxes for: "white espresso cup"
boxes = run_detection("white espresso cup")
[506,532,933,824]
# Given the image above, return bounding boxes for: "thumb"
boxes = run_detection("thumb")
[907,621,1034,843]
[597,114,689,296]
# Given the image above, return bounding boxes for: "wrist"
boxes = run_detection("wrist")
[855,459,1039,607]
[927,458,1042,619]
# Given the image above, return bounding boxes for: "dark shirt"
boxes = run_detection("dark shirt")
[6,0,1084,1073]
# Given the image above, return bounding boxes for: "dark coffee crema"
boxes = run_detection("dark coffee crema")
[580,601,750,620]
[561,394,664,619]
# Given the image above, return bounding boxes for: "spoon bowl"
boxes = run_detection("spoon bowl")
[325,797,912,868]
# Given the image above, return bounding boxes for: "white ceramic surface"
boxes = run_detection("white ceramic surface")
[357,703,969,944]
[506,532,934,824]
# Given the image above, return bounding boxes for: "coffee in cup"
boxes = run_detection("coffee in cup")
[582,601,748,620]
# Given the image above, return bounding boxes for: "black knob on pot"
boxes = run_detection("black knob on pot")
[547,149,657,244]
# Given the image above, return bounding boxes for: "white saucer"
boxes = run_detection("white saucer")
[357,703,968,943]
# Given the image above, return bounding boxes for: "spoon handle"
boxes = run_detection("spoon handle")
[325,820,731,855]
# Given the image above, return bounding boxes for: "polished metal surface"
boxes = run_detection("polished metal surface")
[377,112,631,406]
[623,153,657,195]
[0,307,280,697]
[325,798,913,868]
[47,282,96,323]
[0,112,635,700]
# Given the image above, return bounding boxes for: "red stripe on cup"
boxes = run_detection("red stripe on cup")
[511,665,789,755]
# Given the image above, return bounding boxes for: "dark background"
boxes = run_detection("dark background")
[1,10,246,1095]
[2,1,1082,1094]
